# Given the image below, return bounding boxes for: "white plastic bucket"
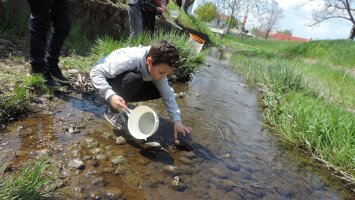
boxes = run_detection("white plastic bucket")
[126,106,159,140]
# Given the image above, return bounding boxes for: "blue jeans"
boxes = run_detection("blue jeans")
[28,0,71,73]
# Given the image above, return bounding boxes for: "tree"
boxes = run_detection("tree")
[279,29,293,35]
[258,0,283,39]
[306,0,355,40]
[225,16,238,28]
[194,2,218,22]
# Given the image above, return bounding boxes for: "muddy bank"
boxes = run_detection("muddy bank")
[1,50,354,199]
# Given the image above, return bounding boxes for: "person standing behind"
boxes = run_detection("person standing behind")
[128,0,165,38]
[141,0,168,35]
[27,0,71,87]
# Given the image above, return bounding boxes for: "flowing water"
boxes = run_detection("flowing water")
[0,50,354,199]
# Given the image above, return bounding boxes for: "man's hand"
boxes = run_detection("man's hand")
[173,121,192,141]
[157,7,165,14]
[108,95,128,112]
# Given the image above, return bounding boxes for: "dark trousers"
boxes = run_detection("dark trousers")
[28,0,71,73]
[141,10,156,35]
[107,71,161,102]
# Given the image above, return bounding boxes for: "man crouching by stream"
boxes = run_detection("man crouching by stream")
[90,40,191,141]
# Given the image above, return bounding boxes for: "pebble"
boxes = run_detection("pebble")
[91,147,105,155]
[115,166,126,175]
[216,179,237,192]
[111,156,126,165]
[102,132,114,139]
[83,156,93,161]
[209,168,228,179]
[67,69,80,75]
[225,161,241,172]
[15,150,27,157]
[69,159,85,170]
[170,176,187,192]
[92,177,107,187]
[87,141,99,148]
[104,189,123,199]
[116,136,127,145]
[95,154,108,161]
[163,165,181,176]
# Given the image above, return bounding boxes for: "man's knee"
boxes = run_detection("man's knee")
[123,71,143,86]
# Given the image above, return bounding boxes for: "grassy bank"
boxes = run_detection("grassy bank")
[0,160,56,199]
[0,73,50,124]
[62,28,204,81]
[167,1,221,46]
[224,36,355,179]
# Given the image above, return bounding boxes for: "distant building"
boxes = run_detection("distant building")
[268,33,310,42]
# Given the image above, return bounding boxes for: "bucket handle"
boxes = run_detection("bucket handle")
[123,108,133,117]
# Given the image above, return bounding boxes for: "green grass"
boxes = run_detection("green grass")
[226,36,355,178]
[0,74,50,123]
[167,1,221,46]
[62,29,204,81]
[0,1,28,39]
[225,36,355,67]
[0,160,56,199]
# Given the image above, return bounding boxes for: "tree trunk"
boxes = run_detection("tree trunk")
[349,24,355,40]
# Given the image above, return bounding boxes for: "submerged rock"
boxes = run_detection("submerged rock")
[116,136,127,145]
[111,156,126,165]
[95,154,108,161]
[102,132,114,139]
[92,176,107,187]
[163,165,181,176]
[170,176,187,192]
[69,159,85,170]
[216,179,237,192]
[225,161,241,172]
[209,168,228,179]
[104,189,123,199]
[91,147,105,155]
[115,166,126,175]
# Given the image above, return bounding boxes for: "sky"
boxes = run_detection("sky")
[191,0,353,40]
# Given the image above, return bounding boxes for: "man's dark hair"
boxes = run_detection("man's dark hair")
[147,40,180,68]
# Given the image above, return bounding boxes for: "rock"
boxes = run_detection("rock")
[115,166,126,175]
[87,141,99,148]
[71,149,81,157]
[170,176,187,192]
[163,165,181,176]
[69,159,85,170]
[180,166,194,175]
[116,136,127,145]
[216,179,237,192]
[90,160,100,167]
[105,145,113,150]
[181,151,196,159]
[15,150,27,157]
[67,69,80,75]
[37,148,51,157]
[92,177,107,187]
[209,168,228,179]
[104,189,123,199]
[103,167,114,173]
[111,156,126,165]
[90,191,101,199]
[178,157,194,165]
[225,162,241,172]
[91,147,105,155]
[72,186,84,193]
[102,132,114,139]
[84,156,93,161]
[95,154,108,161]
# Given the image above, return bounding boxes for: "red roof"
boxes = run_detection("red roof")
[269,33,310,42]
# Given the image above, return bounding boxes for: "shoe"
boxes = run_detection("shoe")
[29,69,61,87]
[104,107,127,130]
[47,65,70,84]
